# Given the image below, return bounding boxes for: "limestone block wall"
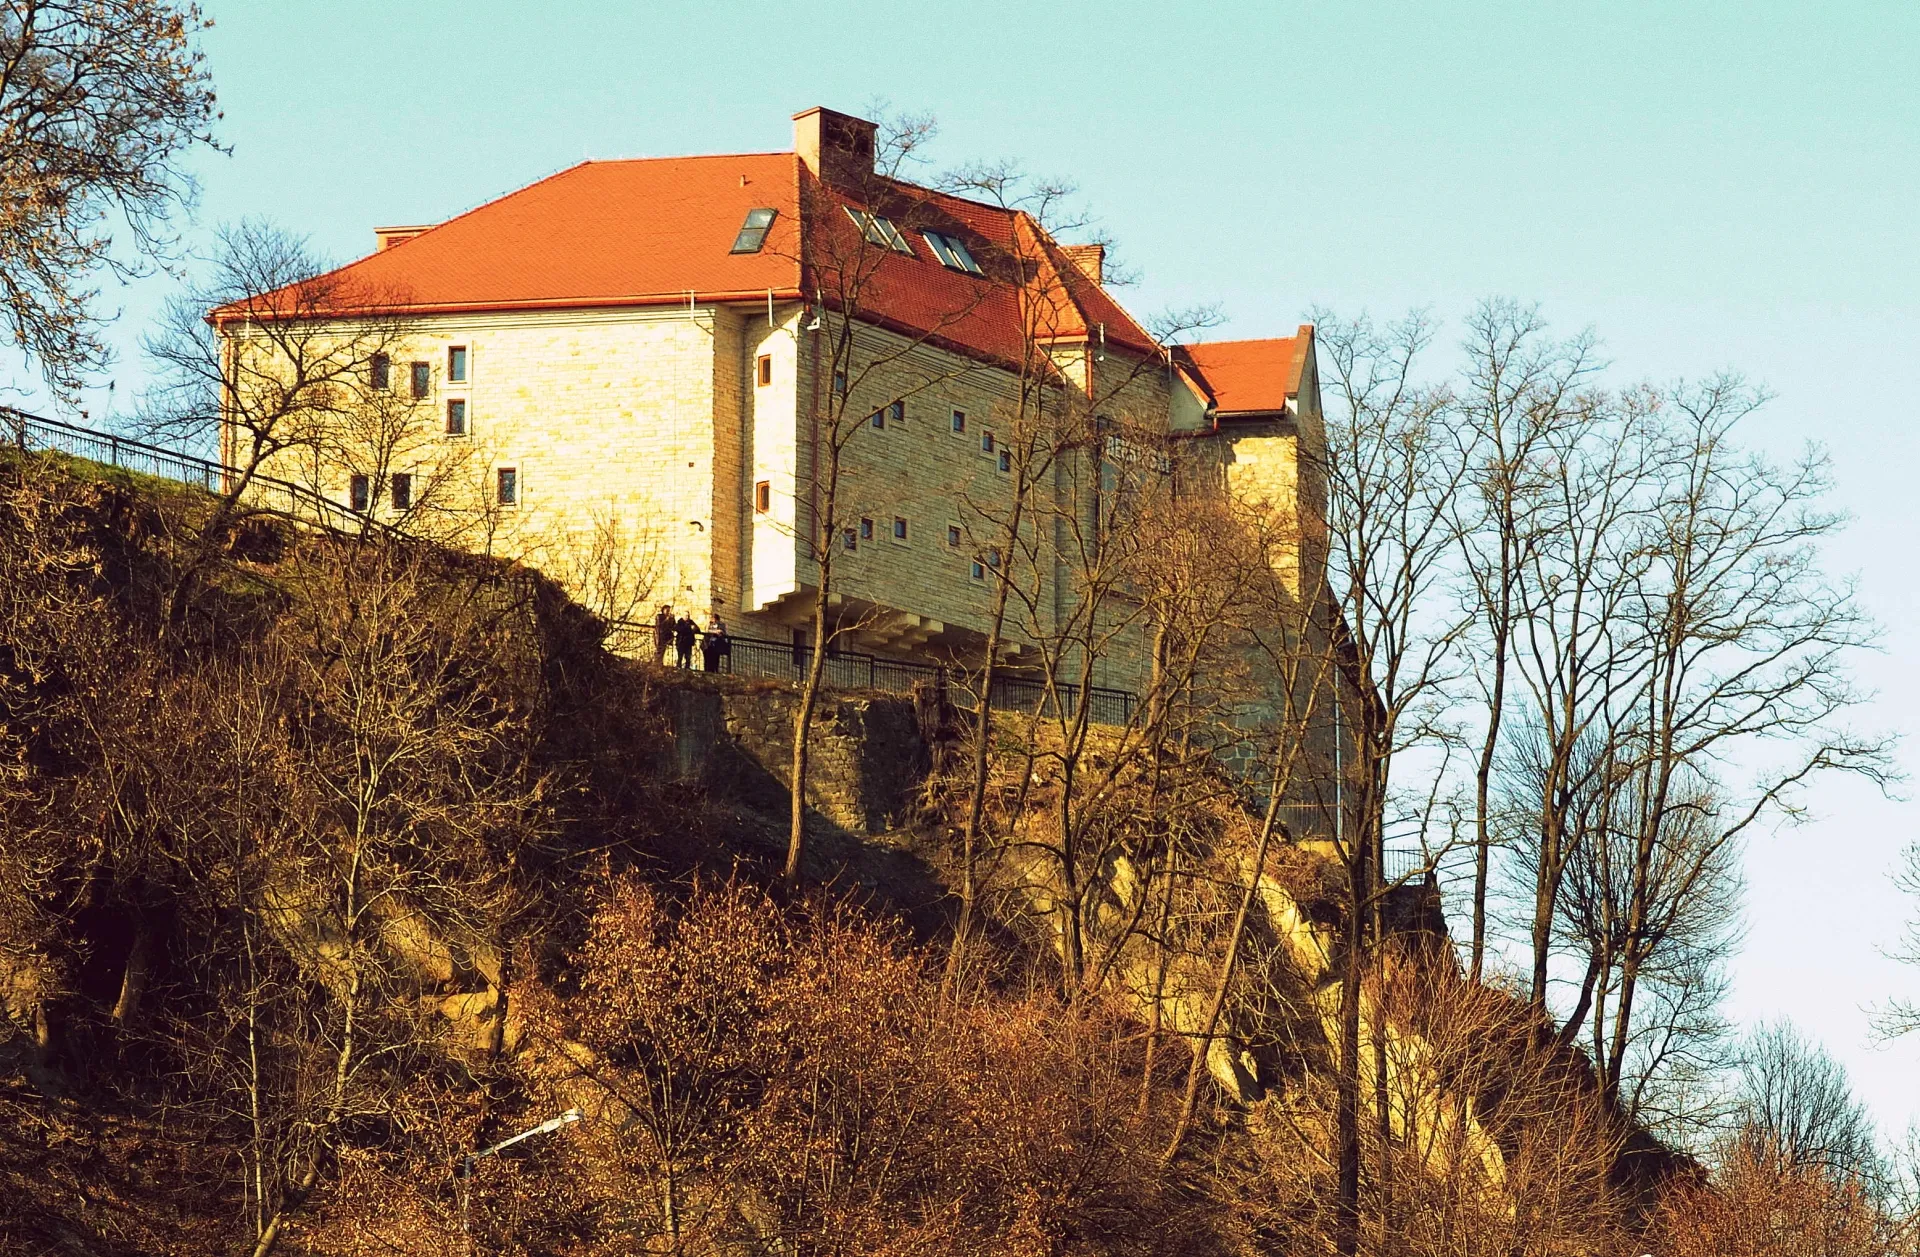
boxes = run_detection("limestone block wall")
[653,675,925,836]
[233,307,729,621]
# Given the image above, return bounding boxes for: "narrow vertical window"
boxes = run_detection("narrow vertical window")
[870,408,885,430]
[755,480,771,512]
[950,409,966,434]
[842,527,858,552]
[892,516,908,542]
[391,472,412,510]
[832,368,847,396]
[981,431,995,454]
[946,524,962,548]
[447,346,467,383]
[410,362,430,399]
[999,449,1012,473]
[860,517,874,540]
[888,400,904,426]
[970,558,985,581]
[496,466,518,506]
[446,398,467,435]
[349,474,370,512]
[370,353,390,391]
[757,354,773,386]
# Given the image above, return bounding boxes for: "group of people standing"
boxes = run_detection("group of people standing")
[652,604,731,672]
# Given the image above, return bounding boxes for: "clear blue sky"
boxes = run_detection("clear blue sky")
[40,1,1920,1138]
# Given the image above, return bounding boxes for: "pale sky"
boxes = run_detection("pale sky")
[27,1,1920,1139]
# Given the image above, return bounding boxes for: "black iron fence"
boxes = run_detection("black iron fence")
[2,407,383,538]
[628,621,1139,726]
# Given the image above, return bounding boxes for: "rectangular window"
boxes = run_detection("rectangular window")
[832,368,847,396]
[999,449,1012,473]
[446,398,467,435]
[946,524,962,548]
[731,207,778,253]
[391,472,412,511]
[892,516,908,542]
[757,354,772,386]
[349,474,370,513]
[981,430,995,454]
[860,516,874,541]
[842,527,858,552]
[844,206,913,254]
[888,400,905,426]
[370,353,390,391]
[754,480,771,513]
[950,409,966,434]
[869,408,885,430]
[497,466,518,506]
[447,346,467,383]
[924,231,985,276]
[410,361,430,399]
[970,558,985,581]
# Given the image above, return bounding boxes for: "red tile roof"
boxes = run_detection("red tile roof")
[1178,330,1312,416]
[219,151,1164,374]
[262,154,805,314]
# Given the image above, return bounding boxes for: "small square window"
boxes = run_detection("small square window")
[860,517,874,540]
[870,408,885,430]
[981,431,995,454]
[970,559,985,581]
[757,354,772,386]
[446,398,467,435]
[410,362,430,399]
[497,466,518,507]
[892,516,908,542]
[843,527,858,552]
[755,480,771,513]
[946,524,962,548]
[999,449,1012,473]
[370,353,390,391]
[950,409,966,434]
[888,400,905,426]
[447,346,467,383]
[349,474,370,512]
[391,472,412,511]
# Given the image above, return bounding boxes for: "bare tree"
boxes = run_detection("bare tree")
[0,0,219,400]
[1307,306,1471,1255]
[1451,298,1598,983]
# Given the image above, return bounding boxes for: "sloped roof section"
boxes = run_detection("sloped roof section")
[220,138,1165,375]
[220,154,804,318]
[1179,329,1312,415]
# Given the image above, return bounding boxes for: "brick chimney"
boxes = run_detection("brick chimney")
[1059,244,1105,285]
[793,107,876,187]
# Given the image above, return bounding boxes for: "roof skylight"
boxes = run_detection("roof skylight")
[730,207,777,253]
[924,230,984,276]
[844,206,914,255]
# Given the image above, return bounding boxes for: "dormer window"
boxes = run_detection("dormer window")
[924,231,984,276]
[731,207,777,253]
[844,206,913,255]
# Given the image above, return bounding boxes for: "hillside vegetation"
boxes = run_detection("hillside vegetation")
[0,451,1893,1256]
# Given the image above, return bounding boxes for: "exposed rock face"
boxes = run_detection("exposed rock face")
[654,675,927,836]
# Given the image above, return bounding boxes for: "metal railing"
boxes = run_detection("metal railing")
[4,407,1144,724]
[629,621,1139,726]
[1,407,384,538]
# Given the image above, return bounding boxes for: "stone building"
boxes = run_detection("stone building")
[216,106,1325,703]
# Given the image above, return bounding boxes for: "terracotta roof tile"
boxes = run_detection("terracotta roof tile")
[1179,330,1311,415]
[226,150,1169,378]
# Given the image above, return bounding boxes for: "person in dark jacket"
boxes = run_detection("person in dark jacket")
[673,615,696,669]
[652,604,674,666]
[702,618,730,672]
